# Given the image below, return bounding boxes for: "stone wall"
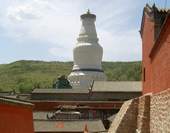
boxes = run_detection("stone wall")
[108,89,169,133]
[108,98,139,133]
[136,95,150,133]
[150,88,170,133]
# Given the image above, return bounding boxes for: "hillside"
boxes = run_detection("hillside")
[0,60,142,93]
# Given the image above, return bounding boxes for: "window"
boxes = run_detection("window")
[143,68,146,82]
[89,112,93,120]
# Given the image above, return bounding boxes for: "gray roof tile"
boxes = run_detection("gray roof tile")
[32,88,89,94]
[33,111,53,120]
[0,96,34,107]
[91,81,142,92]
[31,81,142,94]
[34,120,106,132]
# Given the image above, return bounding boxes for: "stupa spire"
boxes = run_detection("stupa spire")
[87,9,90,14]
[78,10,98,43]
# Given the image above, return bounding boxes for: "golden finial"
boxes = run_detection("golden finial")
[87,9,90,14]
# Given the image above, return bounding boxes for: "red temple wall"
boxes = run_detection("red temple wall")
[142,12,170,95]
[31,101,123,111]
[0,103,34,133]
[141,13,155,95]
[150,18,170,94]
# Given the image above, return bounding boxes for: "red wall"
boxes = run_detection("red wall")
[150,18,170,94]
[32,101,123,111]
[0,103,34,133]
[142,12,170,95]
[141,13,155,95]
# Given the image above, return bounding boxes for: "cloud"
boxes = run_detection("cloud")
[0,0,143,62]
[1,0,79,43]
[7,5,43,22]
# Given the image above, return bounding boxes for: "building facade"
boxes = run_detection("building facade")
[140,3,170,94]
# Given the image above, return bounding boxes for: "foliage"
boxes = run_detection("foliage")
[0,60,142,93]
[102,61,142,81]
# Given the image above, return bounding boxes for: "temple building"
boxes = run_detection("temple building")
[140,3,170,95]
[30,10,142,132]
[68,9,106,88]
[108,4,170,133]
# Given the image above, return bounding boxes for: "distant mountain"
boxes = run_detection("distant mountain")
[0,60,142,93]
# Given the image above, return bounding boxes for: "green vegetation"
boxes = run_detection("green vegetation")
[103,61,142,81]
[0,60,142,93]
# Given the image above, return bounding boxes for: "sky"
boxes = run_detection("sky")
[0,0,169,64]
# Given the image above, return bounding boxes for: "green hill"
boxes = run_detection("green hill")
[0,60,142,93]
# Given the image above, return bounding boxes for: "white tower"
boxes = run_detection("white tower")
[68,10,106,88]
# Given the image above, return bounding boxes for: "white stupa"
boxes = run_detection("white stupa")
[68,9,106,88]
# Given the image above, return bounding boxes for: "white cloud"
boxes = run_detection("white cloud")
[7,5,43,22]
[0,0,142,62]
[1,0,80,44]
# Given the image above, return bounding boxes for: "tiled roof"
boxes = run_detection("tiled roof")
[157,7,170,12]
[0,90,16,96]
[145,3,170,13]
[5,95,17,99]
[91,81,142,92]
[0,96,34,107]
[33,111,53,120]
[16,94,31,100]
[31,88,89,94]
[34,120,106,132]
[32,81,142,94]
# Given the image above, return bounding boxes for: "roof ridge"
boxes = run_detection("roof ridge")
[34,119,102,122]
[0,96,34,107]
[146,3,170,12]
